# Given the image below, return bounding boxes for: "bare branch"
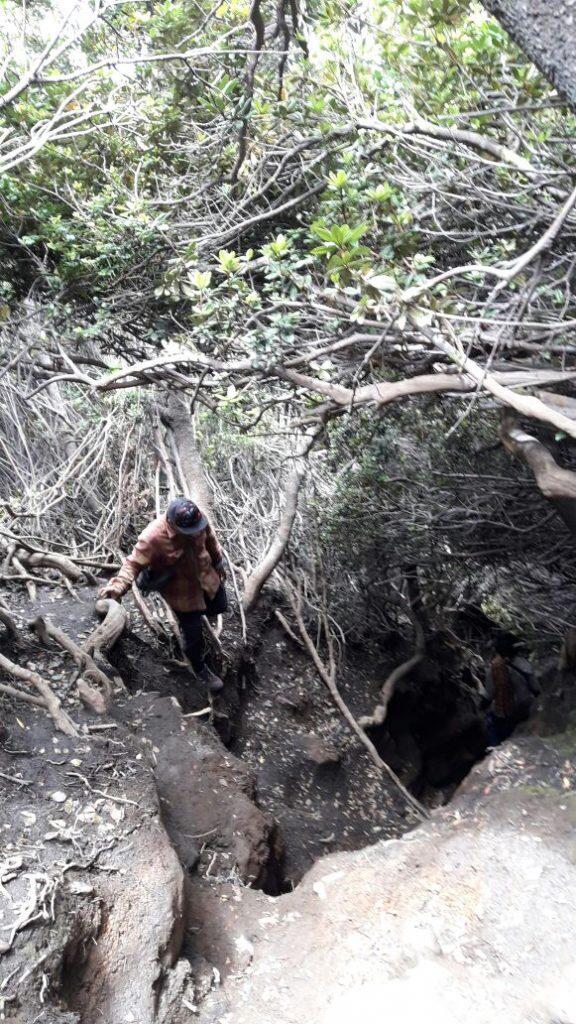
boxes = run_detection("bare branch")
[280,579,428,820]
[243,436,315,611]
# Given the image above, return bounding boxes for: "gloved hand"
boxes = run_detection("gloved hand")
[98,583,122,602]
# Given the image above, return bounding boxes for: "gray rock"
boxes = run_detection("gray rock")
[296,732,341,766]
[195,736,576,1024]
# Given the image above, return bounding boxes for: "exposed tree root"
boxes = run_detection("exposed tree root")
[84,598,127,661]
[359,575,427,730]
[0,651,79,735]
[21,550,83,582]
[0,682,46,707]
[243,465,306,611]
[32,615,115,711]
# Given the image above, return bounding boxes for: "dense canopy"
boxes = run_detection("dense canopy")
[2,0,576,643]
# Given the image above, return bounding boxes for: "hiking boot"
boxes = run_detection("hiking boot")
[198,665,224,694]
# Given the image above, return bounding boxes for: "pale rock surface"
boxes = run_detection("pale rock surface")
[196,737,576,1024]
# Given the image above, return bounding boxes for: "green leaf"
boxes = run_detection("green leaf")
[327,169,348,190]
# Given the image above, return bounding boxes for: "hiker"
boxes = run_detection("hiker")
[99,497,227,693]
[484,633,540,747]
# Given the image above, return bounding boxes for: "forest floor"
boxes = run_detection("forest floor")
[2,583,563,1022]
[0,582,422,1021]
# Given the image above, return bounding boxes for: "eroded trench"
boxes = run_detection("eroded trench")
[0,592,540,1024]
[106,602,503,897]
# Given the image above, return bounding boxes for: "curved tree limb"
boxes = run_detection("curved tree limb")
[242,462,305,611]
[280,580,428,821]
[421,323,576,442]
[242,435,317,610]
[359,575,427,730]
[500,412,576,534]
[404,182,576,302]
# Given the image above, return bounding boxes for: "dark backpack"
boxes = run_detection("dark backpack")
[137,565,177,596]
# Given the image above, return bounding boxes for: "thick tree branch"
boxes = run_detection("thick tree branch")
[359,113,536,174]
[242,436,315,611]
[500,413,576,533]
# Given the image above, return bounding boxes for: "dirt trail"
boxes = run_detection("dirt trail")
[0,584,413,1021]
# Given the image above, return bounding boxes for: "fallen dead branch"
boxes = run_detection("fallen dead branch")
[279,579,428,820]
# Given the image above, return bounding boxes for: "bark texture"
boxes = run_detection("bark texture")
[482,0,576,110]
[160,393,213,518]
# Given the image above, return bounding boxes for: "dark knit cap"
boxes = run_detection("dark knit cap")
[166,497,208,536]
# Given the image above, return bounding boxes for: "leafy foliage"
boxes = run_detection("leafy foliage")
[2,0,576,645]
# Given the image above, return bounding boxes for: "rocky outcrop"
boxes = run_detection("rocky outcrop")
[116,693,283,889]
[194,735,576,1024]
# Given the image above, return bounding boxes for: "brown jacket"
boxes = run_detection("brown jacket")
[106,512,223,612]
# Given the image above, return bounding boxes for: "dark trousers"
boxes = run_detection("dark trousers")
[485,708,528,747]
[176,585,228,673]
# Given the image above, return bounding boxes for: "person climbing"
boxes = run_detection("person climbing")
[98,497,227,693]
[484,632,540,747]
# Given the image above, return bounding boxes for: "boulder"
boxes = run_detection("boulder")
[195,735,576,1024]
[116,693,284,889]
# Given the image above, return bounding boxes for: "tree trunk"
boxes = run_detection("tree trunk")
[159,393,213,519]
[481,1,576,111]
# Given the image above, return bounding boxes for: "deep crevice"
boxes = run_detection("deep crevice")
[105,614,524,898]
